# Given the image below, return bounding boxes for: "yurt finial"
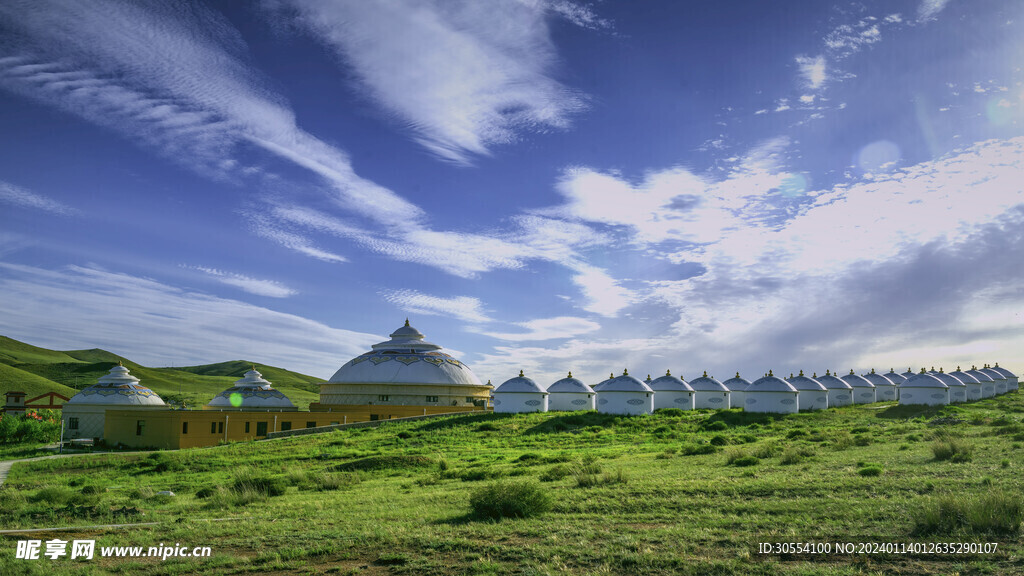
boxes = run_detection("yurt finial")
[518,369,524,377]
[931,366,935,372]
[567,371,573,378]
[610,372,614,379]
[666,369,672,376]
[789,373,794,379]
[870,368,876,374]
[920,367,927,374]
[404,318,410,327]
[799,370,804,377]
[118,360,123,367]
[939,367,944,373]
[812,372,817,378]
[825,369,831,376]
[956,365,961,371]
[736,371,740,378]
[768,369,774,377]
[995,362,1000,368]
[623,368,629,376]
[849,369,855,375]
[702,370,708,378]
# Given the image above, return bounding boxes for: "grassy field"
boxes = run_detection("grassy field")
[1,393,1023,575]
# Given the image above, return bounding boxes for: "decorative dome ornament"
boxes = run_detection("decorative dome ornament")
[649,369,695,411]
[67,363,166,406]
[207,367,295,410]
[547,371,595,412]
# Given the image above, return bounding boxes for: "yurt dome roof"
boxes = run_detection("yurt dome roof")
[948,367,980,383]
[66,363,166,406]
[902,369,948,388]
[547,372,594,394]
[965,366,994,382]
[600,370,654,393]
[648,370,693,391]
[747,370,797,392]
[862,369,894,387]
[884,369,908,384]
[816,370,852,390]
[989,363,1017,379]
[688,371,728,392]
[841,370,875,388]
[329,320,485,387]
[494,371,547,394]
[722,373,751,392]
[207,367,295,409]
[928,370,965,388]
[787,371,827,391]
[901,368,917,379]
[979,366,1006,382]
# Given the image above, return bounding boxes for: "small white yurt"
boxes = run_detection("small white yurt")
[206,367,296,410]
[591,372,616,392]
[840,370,876,404]
[989,363,1019,392]
[862,369,897,402]
[546,371,595,411]
[787,371,828,411]
[929,369,967,403]
[492,371,548,413]
[649,370,695,411]
[722,373,751,409]
[966,366,997,398]
[743,370,799,414]
[816,370,854,408]
[899,369,949,406]
[884,369,908,400]
[948,367,983,401]
[63,363,167,442]
[688,372,731,409]
[979,365,1008,395]
[596,370,654,415]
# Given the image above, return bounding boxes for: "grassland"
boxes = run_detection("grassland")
[2,393,1023,575]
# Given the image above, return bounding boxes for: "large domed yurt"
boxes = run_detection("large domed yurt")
[989,363,1019,392]
[493,371,549,413]
[689,372,730,409]
[979,365,1008,395]
[841,370,876,404]
[743,371,799,414]
[547,372,595,411]
[884,369,908,400]
[649,370,695,411]
[206,367,296,411]
[315,320,491,419]
[966,366,997,398]
[899,369,949,405]
[948,367,982,401]
[592,373,616,392]
[816,370,853,408]
[722,373,751,409]
[596,370,654,415]
[787,371,828,411]
[862,369,897,402]
[928,369,967,403]
[63,363,167,441]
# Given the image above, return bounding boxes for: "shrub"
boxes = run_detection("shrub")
[334,455,435,472]
[0,410,61,445]
[853,434,872,447]
[397,431,413,439]
[704,421,728,432]
[786,429,808,439]
[80,485,102,495]
[232,472,287,497]
[780,446,815,465]
[709,435,731,446]
[752,442,779,459]
[858,466,883,477]
[310,472,362,491]
[195,486,218,499]
[732,456,759,467]
[30,486,78,506]
[655,408,685,417]
[539,464,572,482]
[931,438,973,462]
[724,448,748,465]
[850,426,869,434]
[516,453,541,463]
[1001,459,1011,469]
[680,444,718,456]
[476,423,499,432]
[913,491,1024,536]
[469,480,551,520]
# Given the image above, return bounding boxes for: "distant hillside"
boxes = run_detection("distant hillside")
[0,335,322,410]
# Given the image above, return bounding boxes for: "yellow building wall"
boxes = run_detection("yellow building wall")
[307,403,487,422]
[104,410,338,449]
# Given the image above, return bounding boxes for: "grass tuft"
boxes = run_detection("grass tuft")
[913,490,1024,536]
[469,479,551,520]
[931,438,974,462]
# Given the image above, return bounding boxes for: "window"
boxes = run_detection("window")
[466,397,474,403]
[182,422,188,434]
[136,420,145,436]
[306,421,316,428]
[370,414,379,421]
[68,417,79,430]
[256,422,268,436]
[378,395,389,401]
[426,396,439,402]
[211,422,217,434]
[245,421,250,433]
[281,422,291,431]
[217,422,224,434]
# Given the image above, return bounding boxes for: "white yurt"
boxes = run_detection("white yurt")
[948,367,983,401]
[862,369,897,402]
[591,372,616,392]
[966,366,997,398]
[899,369,949,406]
[928,369,967,403]
[840,370,876,404]
[884,369,908,399]
[816,370,854,408]
[743,370,799,414]
[989,363,1019,392]
[492,371,548,413]
[688,372,731,409]
[63,363,167,442]
[649,370,695,411]
[206,367,296,411]
[596,370,654,415]
[722,373,751,409]
[979,365,1008,395]
[546,372,595,411]
[787,371,828,411]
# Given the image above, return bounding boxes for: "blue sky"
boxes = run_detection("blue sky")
[1,0,1022,385]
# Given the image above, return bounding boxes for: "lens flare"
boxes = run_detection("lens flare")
[856,140,901,174]
[229,392,243,407]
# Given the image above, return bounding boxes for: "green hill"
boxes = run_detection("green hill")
[175,360,325,394]
[0,335,82,365]
[0,362,77,400]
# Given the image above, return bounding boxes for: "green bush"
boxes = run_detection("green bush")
[469,480,551,520]
[913,491,1023,536]
[195,486,218,499]
[539,464,572,482]
[232,473,287,497]
[0,411,61,445]
[681,444,718,456]
[655,408,685,417]
[80,485,102,495]
[732,456,759,467]
[704,421,728,431]
[780,446,815,465]
[786,429,808,439]
[858,466,883,477]
[709,435,731,446]
[931,438,973,462]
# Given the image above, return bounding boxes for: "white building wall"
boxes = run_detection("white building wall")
[874,385,897,402]
[852,388,876,404]
[966,383,983,401]
[899,387,950,406]
[596,391,653,415]
[993,380,1008,395]
[653,390,694,411]
[694,391,730,410]
[729,391,745,409]
[744,391,799,414]
[63,405,106,440]
[980,382,996,398]
[797,390,828,411]
[948,386,968,403]
[826,389,853,407]
[493,392,548,413]
[548,392,595,412]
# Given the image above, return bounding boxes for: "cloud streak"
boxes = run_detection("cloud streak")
[184,265,298,298]
[381,289,491,324]
[0,179,76,215]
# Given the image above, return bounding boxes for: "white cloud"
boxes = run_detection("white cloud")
[795,55,827,89]
[0,262,378,378]
[381,289,491,324]
[570,263,634,317]
[485,316,601,341]
[0,180,76,215]
[276,0,588,164]
[918,0,951,21]
[184,265,297,298]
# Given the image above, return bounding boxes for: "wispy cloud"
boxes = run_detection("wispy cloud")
[183,265,297,298]
[795,55,827,89]
[381,289,491,324]
[485,316,601,341]
[918,0,952,21]
[0,180,76,215]
[272,0,589,164]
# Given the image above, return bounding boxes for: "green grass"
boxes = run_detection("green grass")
[1,395,1023,574]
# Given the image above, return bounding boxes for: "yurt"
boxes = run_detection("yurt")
[743,370,799,414]
[816,370,854,408]
[591,372,616,392]
[949,367,983,401]
[787,370,828,411]
[206,367,296,411]
[979,365,1008,395]
[596,370,654,415]
[929,369,967,403]
[547,372,595,411]
[989,363,1019,392]
[841,370,876,404]
[884,369,908,399]
[688,372,731,409]
[862,369,897,402]
[63,363,167,442]
[492,371,548,413]
[899,369,949,406]
[722,373,751,409]
[966,366,997,398]
[649,370,695,411]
